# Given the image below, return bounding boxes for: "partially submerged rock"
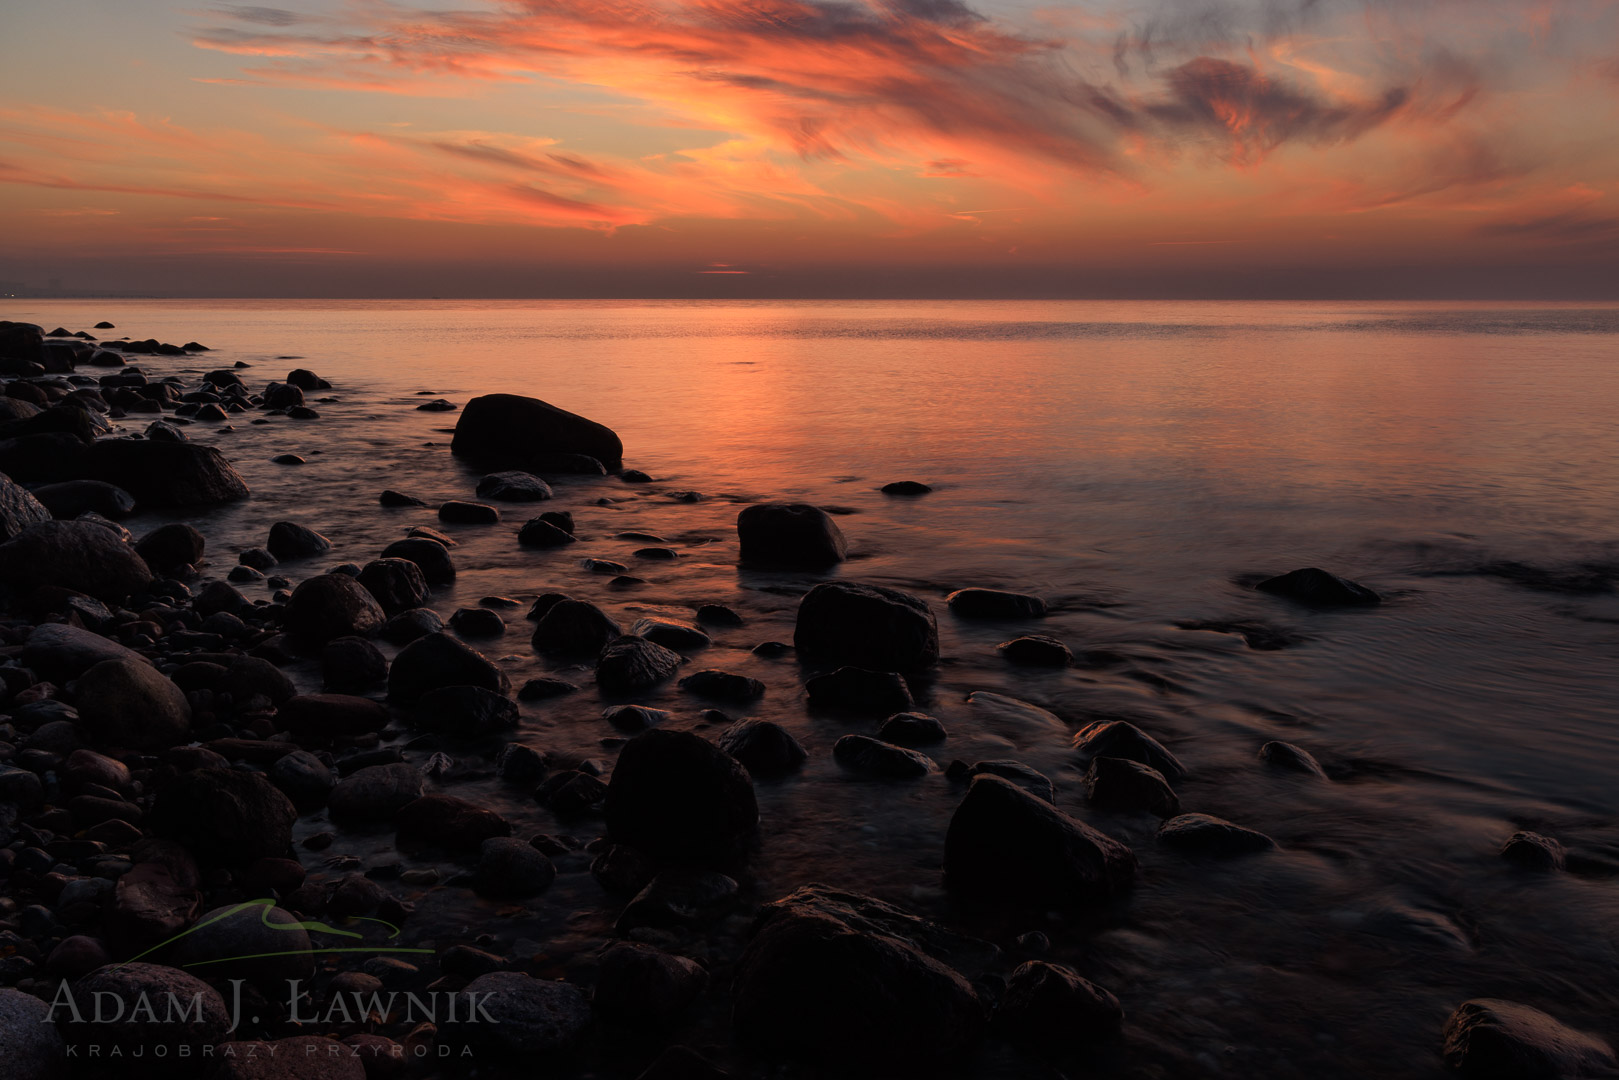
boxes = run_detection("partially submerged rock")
[833,734,934,778]
[733,885,988,1070]
[794,581,939,670]
[1256,567,1381,606]
[605,729,758,866]
[736,502,847,568]
[997,960,1123,1055]
[805,666,912,713]
[1157,813,1276,855]
[1259,739,1327,777]
[387,632,510,701]
[947,587,1047,619]
[1085,756,1180,816]
[1072,718,1186,782]
[716,719,807,777]
[597,635,683,695]
[451,393,623,472]
[1442,998,1615,1078]
[945,774,1135,909]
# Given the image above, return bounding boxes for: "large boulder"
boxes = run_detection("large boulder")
[0,520,153,601]
[0,470,51,542]
[59,963,229,1071]
[1442,999,1615,1078]
[284,573,386,642]
[733,885,988,1070]
[85,439,250,506]
[605,729,758,866]
[148,768,297,865]
[72,659,192,750]
[945,774,1135,909]
[451,393,623,472]
[387,632,510,701]
[793,581,939,670]
[736,503,847,568]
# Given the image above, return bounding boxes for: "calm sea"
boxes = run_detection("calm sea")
[13,298,1619,1076]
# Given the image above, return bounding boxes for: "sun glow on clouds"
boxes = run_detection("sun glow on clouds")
[1,0,1617,289]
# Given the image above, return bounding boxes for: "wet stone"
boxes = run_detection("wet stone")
[679,668,765,701]
[716,719,807,777]
[997,634,1073,666]
[878,711,947,745]
[805,666,913,713]
[1085,756,1180,817]
[1258,739,1327,777]
[1157,813,1276,855]
[833,734,934,778]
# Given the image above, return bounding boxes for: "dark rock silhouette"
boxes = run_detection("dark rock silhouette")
[794,581,939,670]
[85,439,249,506]
[945,774,1136,909]
[451,392,624,471]
[1157,813,1276,855]
[733,885,988,1070]
[0,520,152,601]
[1256,567,1381,606]
[946,587,1048,619]
[736,502,847,568]
[606,729,758,865]
[1442,999,1614,1078]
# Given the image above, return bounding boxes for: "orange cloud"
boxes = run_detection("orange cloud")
[0,0,1615,287]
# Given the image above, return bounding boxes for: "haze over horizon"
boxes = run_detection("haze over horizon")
[3,0,1616,298]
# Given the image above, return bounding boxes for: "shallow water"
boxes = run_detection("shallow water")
[15,299,1619,1076]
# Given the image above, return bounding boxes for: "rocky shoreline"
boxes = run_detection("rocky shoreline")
[0,316,1611,1079]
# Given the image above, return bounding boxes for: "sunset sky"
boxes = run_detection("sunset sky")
[1,0,1616,297]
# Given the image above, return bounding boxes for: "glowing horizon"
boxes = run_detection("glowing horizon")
[1,0,1616,297]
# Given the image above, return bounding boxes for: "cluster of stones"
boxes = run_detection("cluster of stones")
[0,319,1604,1079]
